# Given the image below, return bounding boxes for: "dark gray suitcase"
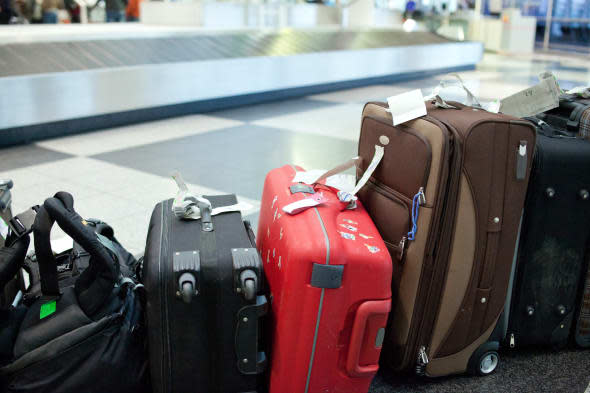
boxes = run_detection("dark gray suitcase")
[506,120,590,349]
[576,255,590,347]
[0,179,13,248]
[143,195,267,393]
[0,180,20,308]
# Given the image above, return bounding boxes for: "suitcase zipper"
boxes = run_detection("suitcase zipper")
[416,346,429,376]
[365,179,414,260]
[406,116,463,375]
[360,103,459,373]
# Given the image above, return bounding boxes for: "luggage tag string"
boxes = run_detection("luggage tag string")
[337,145,384,210]
[283,145,384,215]
[171,171,251,220]
[423,73,482,110]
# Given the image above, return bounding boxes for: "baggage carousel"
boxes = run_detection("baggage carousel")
[0,26,483,146]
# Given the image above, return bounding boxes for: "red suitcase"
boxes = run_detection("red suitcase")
[257,164,392,393]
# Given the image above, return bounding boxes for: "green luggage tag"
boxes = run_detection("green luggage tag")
[40,300,57,319]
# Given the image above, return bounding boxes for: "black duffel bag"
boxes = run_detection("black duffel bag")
[23,218,139,304]
[0,192,149,393]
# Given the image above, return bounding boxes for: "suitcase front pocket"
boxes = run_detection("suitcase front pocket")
[359,180,411,261]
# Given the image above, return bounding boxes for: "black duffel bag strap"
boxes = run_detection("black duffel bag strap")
[33,206,61,297]
[34,192,120,316]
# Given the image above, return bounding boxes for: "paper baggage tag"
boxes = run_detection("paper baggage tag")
[566,85,590,98]
[170,170,251,220]
[499,72,561,118]
[387,89,427,126]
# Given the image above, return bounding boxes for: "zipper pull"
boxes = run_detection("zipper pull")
[418,187,426,205]
[416,346,429,376]
[516,141,528,180]
[509,333,515,349]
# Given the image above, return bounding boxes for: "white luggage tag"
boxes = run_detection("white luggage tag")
[282,193,328,215]
[386,89,427,126]
[498,72,561,118]
[171,171,252,220]
[566,85,590,98]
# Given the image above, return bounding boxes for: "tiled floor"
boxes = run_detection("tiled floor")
[1,51,590,392]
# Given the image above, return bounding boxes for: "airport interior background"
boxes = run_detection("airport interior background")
[1,0,590,391]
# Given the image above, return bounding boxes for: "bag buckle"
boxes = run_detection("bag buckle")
[9,206,40,239]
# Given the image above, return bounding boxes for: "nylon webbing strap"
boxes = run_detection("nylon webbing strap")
[33,206,61,296]
[9,206,39,238]
[311,156,361,185]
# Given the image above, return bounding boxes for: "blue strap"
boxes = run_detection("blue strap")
[407,189,424,241]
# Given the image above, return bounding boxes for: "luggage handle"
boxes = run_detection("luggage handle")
[33,192,119,316]
[346,299,391,378]
[235,295,268,375]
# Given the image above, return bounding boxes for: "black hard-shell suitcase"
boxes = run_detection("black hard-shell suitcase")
[144,195,267,393]
[506,121,590,349]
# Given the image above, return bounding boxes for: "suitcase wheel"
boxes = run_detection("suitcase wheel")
[468,341,500,376]
[474,350,499,376]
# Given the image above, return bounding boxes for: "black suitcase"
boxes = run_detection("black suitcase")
[575,255,590,347]
[506,121,590,349]
[538,94,590,139]
[144,194,267,393]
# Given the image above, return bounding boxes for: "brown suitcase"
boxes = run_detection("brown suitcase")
[357,101,536,377]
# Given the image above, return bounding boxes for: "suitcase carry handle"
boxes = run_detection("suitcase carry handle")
[346,299,391,378]
[235,295,268,375]
[34,192,119,316]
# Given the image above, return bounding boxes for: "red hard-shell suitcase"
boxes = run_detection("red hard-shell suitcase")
[256,164,392,393]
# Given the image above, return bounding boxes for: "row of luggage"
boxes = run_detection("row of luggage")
[0,80,589,393]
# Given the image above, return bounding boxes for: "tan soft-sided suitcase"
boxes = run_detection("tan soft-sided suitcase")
[357,101,536,377]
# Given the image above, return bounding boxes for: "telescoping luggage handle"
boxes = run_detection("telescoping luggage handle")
[171,171,252,231]
[33,192,120,316]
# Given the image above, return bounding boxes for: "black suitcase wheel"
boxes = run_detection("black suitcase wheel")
[473,350,499,376]
[468,341,500,376]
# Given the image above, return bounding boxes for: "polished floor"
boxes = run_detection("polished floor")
[1,51,590,392]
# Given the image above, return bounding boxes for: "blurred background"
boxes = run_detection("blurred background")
[1,0,589,51]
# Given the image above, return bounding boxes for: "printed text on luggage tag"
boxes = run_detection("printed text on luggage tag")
[499,72,561,118]
[387,89,427,126]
